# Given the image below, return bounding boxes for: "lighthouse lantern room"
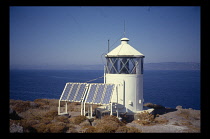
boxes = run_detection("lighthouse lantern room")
[104,37,145,115]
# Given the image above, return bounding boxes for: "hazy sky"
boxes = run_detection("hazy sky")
[10,6,200,69]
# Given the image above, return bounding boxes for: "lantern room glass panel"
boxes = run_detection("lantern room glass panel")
[141,58,144,74]
[106,57,142,74]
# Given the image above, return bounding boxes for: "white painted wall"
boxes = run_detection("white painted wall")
[105,73,143,114]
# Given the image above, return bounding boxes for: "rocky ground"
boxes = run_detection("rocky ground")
[127,106,200,133]
[9,99,200,133]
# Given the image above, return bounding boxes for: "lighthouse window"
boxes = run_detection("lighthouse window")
[106,57,140,74]
[141,58,144,74]
[106,58,118,74]
[119,58,129,74]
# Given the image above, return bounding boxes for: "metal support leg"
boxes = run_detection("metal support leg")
[110,103,113,115]
[90,104,92,118]
[117,108,119,118]
[65,101,68,114]
[81,102,83,115]
[84,102,86,116]
[58,100,60,115]
[88,105,90,118]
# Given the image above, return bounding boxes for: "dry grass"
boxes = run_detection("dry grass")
[177,109,190,119]
[10,100,31,113]
[30,122,68,133]
[67,102,81,112]
[115,126,142,133]
[11,99,181,133]
[95,122,119,133]
[134,111,168,126]
[10,99,134,133]
[93,115,125,133]
[82,126,97,133]
[45,122,68,133]
[54,115,69,123]
[69,115,87,125]
[144,103,165,109]
[136,111,154,121]
[67,102,99,112]
[10,99,77,133]
[176,108,200,120]
[86,115,141,133]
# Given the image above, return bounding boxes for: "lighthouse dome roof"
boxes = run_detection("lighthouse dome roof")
[105,38,144,58]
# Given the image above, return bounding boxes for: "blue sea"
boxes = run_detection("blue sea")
[9,70,200,110]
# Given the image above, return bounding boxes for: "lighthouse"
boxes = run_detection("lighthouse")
[104,37,145,115]
[58,37,146,120]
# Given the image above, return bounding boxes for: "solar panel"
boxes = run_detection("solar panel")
[101,84,115,104]
[84,83,115,105]
[74,83,88,102]
[93,84,106,104]
[67,83,79,101]
[60,83,89,102]
[60,83,115,105]
[86,84,97,103]
[60,83,73,101]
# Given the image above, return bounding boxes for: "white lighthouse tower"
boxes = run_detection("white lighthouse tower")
[104,37,145,115]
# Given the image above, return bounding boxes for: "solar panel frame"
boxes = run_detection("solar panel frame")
[60,82,115,105]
